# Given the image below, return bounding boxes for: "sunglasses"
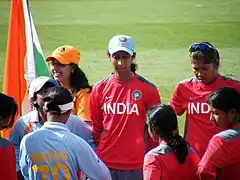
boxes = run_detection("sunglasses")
[189,43,215,52]
[48,60,66,67]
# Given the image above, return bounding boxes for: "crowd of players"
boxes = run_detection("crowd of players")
[0,35,240,180]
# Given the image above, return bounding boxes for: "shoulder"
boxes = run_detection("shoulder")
[219,75,240,88]
[67,114,85,125]
[215,128,240,142]
[147,143,173,156]
[94,75,113,87]
[135,74,157,89]
[21,131,35,145]
[67,131,89,148]
[220,75,240,82]
[75,88,91,96]
[0,138,12,148]
[74,89,91,100]
[17,111,37,124]
[179,76,199,84]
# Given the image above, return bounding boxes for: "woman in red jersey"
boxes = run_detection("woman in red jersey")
[143,104,200,180]
[169,42,240,158]
[90,35,161,180]
[198,87,240,180]
[0,93,18,180]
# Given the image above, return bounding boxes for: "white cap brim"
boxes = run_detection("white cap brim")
[109,47,134,56]
[29,77,59,98]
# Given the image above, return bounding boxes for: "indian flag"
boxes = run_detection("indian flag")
[1,0,50,138]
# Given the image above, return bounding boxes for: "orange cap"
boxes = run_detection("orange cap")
[46,45,80,65]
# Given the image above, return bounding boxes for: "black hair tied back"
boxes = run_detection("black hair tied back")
[43,87,73,115]
[167,134,189,164]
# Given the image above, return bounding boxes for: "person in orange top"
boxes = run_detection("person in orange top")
[45,45,92,124]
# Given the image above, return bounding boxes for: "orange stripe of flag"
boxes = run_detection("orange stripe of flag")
[1,0,27,139]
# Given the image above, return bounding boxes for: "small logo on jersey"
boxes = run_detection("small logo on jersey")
[105,96,112,100]
[119,36,127,42]
[132,90,142,100]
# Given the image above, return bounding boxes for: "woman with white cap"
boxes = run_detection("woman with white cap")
[90,35,161,180]
[19,86,111,180]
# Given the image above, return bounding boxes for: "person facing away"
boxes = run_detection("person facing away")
[197,87,240,180]
[0,93,18,180]
[90,34,161,180]
[8,76,95,179]
[45,45,92,124]
[19,86,111,180]
[169,42,240,157]
[143,104,200,180]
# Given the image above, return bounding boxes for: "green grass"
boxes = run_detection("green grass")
[0,0,240,134]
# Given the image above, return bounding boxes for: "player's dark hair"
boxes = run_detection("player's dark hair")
[207,87,240,121]
[69,63,92,95]
[43,86,73,116]
[190,42,220,68]
[147,104,189,164]
[130,62,138,73]
[0,93,18,130]
[107,52,138,73]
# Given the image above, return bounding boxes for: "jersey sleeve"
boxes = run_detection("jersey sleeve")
[197,136,227,179]
[19,135,30,179]
[146,86,161,110]
[169,84,185,116]
[73,89,91,122]
[8,119,24,172]
[90,84,104,146]
[143,153,161,180]
[74,137,111,180]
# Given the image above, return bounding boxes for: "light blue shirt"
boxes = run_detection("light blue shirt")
[20,122,111,180]
[9,110,95,171]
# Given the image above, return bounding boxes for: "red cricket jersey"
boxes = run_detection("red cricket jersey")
[169,75,240,157]
[90,73,161,170]
[197,123,240,180]
[143,142,200,180]
[0,138,17,180]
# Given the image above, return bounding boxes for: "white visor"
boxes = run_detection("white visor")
[58,102,73,113]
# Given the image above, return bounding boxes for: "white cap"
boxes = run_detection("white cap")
[108,35,134,55]
[28,76,59,98]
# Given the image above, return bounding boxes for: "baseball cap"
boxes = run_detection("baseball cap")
[28,76,60,98]
[108,35,134,55]
[45,45,80,65]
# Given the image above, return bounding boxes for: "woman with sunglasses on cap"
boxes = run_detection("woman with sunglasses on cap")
[19,86,111,180]
[169,42,240,158]
[90,35,161,180]
[46,45,92,124]
[197,87,240,180]
[0,93,18,180]
[143,104,200,180]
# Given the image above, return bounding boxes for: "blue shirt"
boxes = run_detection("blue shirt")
[9,110,95,171]
[20,122,111,180]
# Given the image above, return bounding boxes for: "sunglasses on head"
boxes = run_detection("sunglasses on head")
[189,43,215,52]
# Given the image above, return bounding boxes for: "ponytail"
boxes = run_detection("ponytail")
[167,134,189,164]
[130,62,138,73]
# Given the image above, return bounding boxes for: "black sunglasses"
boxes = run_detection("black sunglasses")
[189,43,215,52]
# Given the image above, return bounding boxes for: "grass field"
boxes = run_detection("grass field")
[0,0,240,134]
